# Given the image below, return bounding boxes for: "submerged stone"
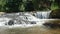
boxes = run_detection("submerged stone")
[30,21,36,24]
[43,20,60,28]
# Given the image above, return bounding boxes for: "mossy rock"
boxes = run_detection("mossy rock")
[49,9,60,19]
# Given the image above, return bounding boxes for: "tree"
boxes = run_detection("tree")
[4,0,22,13]
[25,1,35,11]
[55,0,60,8]
[0,0,7,12]
[32,0,52,11]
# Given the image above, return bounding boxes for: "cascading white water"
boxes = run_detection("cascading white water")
[0,11,52,28]
[36,11,51,19]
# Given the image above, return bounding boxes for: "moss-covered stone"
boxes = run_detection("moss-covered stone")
[49,9,60,19]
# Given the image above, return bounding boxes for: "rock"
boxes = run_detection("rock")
[8,20,14,25]
[43,23,55,28]
[30,21,36,24]
[43,23,60,28]
[43,20,60,28]
[49,9,60,19]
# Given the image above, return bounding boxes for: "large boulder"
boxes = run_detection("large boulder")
[49,9,60,19]
[43,20,60,28]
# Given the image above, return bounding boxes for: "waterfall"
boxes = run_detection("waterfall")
[35,11,51,19]
[0,11,52,28]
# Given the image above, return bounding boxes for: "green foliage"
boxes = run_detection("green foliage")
[0,0,7,11]
[0,0,60,12]
[51,0,60,10]
[32,0,40,10]
[51,3,59,10]
[3,0,22,12]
